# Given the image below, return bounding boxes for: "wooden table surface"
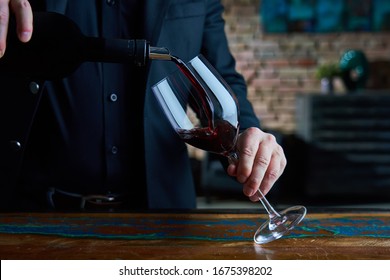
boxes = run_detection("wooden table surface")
[0,209,389,260]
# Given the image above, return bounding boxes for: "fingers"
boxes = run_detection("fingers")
[233,127,287,200]
[0,0,32,58]
[10,0,32,42]
[0,0,11,57]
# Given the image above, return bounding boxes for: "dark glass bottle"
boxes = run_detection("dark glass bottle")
[0,12,171,80]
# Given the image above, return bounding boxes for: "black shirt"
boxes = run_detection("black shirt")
[20,0,148,207]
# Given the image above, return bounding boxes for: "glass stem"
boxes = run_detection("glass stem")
[256,189,281,219]
[256,190,286,230]
[227,151,284,228]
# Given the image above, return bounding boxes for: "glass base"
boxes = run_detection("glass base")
[253,205,307,245]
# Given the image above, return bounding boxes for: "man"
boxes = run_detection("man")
[0,0,286,211]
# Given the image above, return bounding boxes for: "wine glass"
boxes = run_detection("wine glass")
[152,54,307,244]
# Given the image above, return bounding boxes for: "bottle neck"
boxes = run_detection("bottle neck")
[82,37,147,66]
[83,37,172,66]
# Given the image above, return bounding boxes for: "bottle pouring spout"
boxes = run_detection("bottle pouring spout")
[149,46,171,60]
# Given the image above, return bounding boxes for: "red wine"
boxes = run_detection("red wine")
[170,55,240,155]
[170,55,214,126]
[177,119,239,156]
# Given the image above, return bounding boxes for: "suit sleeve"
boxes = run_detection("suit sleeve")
[200,0,260,131]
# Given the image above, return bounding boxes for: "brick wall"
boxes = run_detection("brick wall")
[222,0,390,134]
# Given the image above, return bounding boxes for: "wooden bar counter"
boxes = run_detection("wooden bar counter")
[0,209,389,260]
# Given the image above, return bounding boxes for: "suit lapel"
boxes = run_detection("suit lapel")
[45,0,68,13]
[44,0,169,44]
[144,0,172,45]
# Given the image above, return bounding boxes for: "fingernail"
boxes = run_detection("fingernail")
[20,31,32,41]
[243,186,254,197]
[0,50,3,58]
[237,175,246,183]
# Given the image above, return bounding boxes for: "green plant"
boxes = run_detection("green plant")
[315,63,342,79]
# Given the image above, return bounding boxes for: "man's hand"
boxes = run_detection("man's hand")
[0,0,33,58]
[227,127,287,201]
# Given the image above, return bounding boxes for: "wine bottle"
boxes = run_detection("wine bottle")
[0,11,171,80]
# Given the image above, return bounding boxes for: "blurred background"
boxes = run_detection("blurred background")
[193,0,390,209]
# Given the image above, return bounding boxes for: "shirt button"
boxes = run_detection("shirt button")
[109,93,118,102]
[106,0,116,6]
[9,140,22,152]
[111,146,118,155]
[29,82,40,94]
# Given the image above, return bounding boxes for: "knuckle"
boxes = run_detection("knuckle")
[255,155,269,168]
[275,143,284,154]
[246,177,261,189]
[240,146,255,158]
[264,133,276,143]
[275,146,287,163]
[281,156,287,168]
[0,10,9,25]
[246,127,260,136]
[266,168,280,181]
[11,0,30,10]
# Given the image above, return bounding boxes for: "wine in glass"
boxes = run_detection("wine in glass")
[152,54,306,244]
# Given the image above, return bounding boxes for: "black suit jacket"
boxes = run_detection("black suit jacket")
[0,0,260,209]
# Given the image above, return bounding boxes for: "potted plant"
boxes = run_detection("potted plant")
[315,63,342,94]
